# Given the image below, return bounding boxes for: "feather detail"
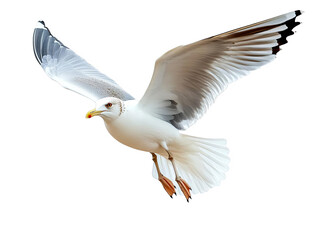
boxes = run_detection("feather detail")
[33,21,134,102]
[152,135,230,194]
[139,10,302,130]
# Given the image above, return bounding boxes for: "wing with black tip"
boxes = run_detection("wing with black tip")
[139,10,302,130]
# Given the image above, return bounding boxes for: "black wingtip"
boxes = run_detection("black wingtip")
[272,46,280,55]
[295,10,302,16]
[272,11,302,55]
[38,20,45,26]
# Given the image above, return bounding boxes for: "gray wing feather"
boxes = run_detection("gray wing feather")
[138,10,302,130]
[33,21,134,102]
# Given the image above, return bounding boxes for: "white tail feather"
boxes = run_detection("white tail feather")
[152,135,230,194]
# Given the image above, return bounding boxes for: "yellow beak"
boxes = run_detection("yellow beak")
[86,109,104,118]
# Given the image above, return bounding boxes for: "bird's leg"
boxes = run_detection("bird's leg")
[167,152,192,202]
[151,153,176,198]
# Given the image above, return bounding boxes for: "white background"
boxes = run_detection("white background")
[0,0,318,239]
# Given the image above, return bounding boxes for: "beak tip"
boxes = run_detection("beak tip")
[86,108,101,119]
[85,112,92,119]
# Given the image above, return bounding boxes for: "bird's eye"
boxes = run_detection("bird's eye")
[105,103,112,108]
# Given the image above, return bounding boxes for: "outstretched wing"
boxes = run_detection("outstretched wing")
[138,10,302,130]
[33,21,134,102]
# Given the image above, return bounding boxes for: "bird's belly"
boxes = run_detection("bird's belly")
[105,111,179,154]
[107,124,159,152]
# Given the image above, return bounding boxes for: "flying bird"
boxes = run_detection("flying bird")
[33,10,302,201]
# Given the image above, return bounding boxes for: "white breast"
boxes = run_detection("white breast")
[105,101,180,154]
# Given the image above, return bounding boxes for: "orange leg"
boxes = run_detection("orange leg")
[151,153,176,198]
[176,177,192,202]
[168,154,192,202]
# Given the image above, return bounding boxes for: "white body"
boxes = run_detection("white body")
[105,100,180,157]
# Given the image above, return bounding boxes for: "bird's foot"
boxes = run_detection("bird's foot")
[158,175,176,198]
[176,177,192,202]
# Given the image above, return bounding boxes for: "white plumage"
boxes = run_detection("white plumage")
[33,11,302,201]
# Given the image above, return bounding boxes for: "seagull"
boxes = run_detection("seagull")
[33,10,302,201]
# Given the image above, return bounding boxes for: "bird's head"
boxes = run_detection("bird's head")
[86,97,124,122]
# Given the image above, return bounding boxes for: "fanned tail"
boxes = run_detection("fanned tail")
[152,135,230,194]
